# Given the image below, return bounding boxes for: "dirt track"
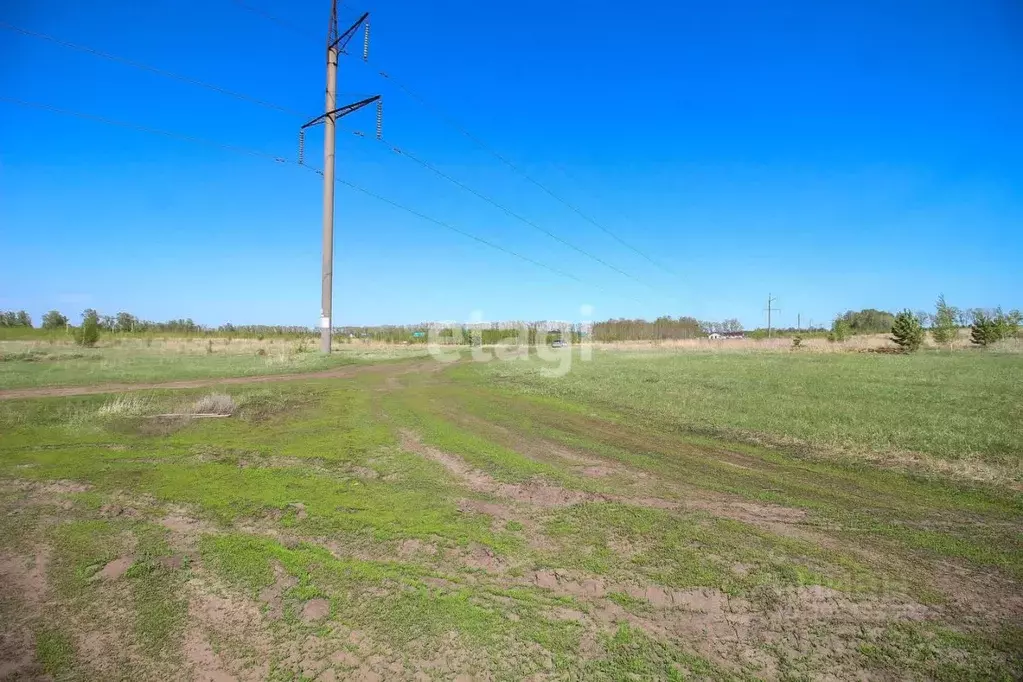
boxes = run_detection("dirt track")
[0,359,434,401]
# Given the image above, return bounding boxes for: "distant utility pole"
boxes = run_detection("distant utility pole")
[299,0,381,353]
[797,313,801,331]
[765,293,781,338]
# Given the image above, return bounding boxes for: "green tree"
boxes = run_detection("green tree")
[930,294,959,349]
[970,312,998,347]
[115,312,138,332]
[75,309,100,347]
[835,309,896,334]
[0,310,31,327]
[995,309,1021,340]
[891,309,924,352]
[828,317,851,342]
[41,310,69,330]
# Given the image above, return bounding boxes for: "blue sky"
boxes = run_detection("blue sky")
[1,0,1021,328]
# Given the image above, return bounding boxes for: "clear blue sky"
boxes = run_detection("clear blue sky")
[2,0,1021,328]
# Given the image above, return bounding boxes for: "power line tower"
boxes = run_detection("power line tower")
[765,293,781,338]
[300,1,381,353]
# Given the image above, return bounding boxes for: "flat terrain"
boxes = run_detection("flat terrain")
[0,339,428,390]
[1,347,1020,680]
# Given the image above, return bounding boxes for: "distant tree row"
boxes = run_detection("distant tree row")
[339,322,585,345]
[592,317,706,341]
[880,296,1021,353]
[7,301,1019,350]
[834,309,896,334]
[0,310,33,327]
[19,309,317,336]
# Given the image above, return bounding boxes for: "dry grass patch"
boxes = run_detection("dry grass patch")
[190,393,236,416]
[97,394,152,418]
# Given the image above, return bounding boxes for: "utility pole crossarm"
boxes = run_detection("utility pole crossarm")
[300,95,380,130]
[330,12,369,51]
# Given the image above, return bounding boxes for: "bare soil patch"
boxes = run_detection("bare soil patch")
[301,598,330,623]
[259,562,298,620]
[95,555,133,582]
[0,548,52,680]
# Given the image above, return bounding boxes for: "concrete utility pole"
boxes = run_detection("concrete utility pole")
[320,33,338,353]
[298,1,380,353]
[765,293,780,338]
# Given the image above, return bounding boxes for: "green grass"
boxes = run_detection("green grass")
[583,623,733,681]
[200,533,584,676]
[35,628,76,677]
[542,502,879,596]
[473,350,1023,467]
[0,349,1020,680]
[45,518,188,669]
[0,343,356,388]
[427,370,1023,579]
[0,339,428,389]
[858,622,1023,682]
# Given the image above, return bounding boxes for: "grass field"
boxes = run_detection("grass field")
[0,339,428,389]
[0,347,1020,680]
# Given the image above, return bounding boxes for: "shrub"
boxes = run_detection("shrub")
[996,309,1021,340]
[891,310,924,353]
[74,310,100,347]
[827,318,850,343]
[792,335,802,348]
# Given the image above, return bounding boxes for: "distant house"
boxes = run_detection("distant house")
[708,333,721,340]
[707,331,745,340]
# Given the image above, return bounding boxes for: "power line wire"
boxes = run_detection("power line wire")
[223,1,677,287]
[224,1,680,279]
[371,75,679,279]
[372,136,659,290]
[0,96,612,294]
[0,97,290,162]
[0,21,305,118]
[0,22,644,294]
[331,177,588,286]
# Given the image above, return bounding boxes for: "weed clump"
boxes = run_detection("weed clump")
[191,393,236,415]
[97,395,151,418]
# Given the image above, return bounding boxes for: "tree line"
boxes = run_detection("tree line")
[590,317,746,341]
[868,296,1020,352]
[5,299,1019,350]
